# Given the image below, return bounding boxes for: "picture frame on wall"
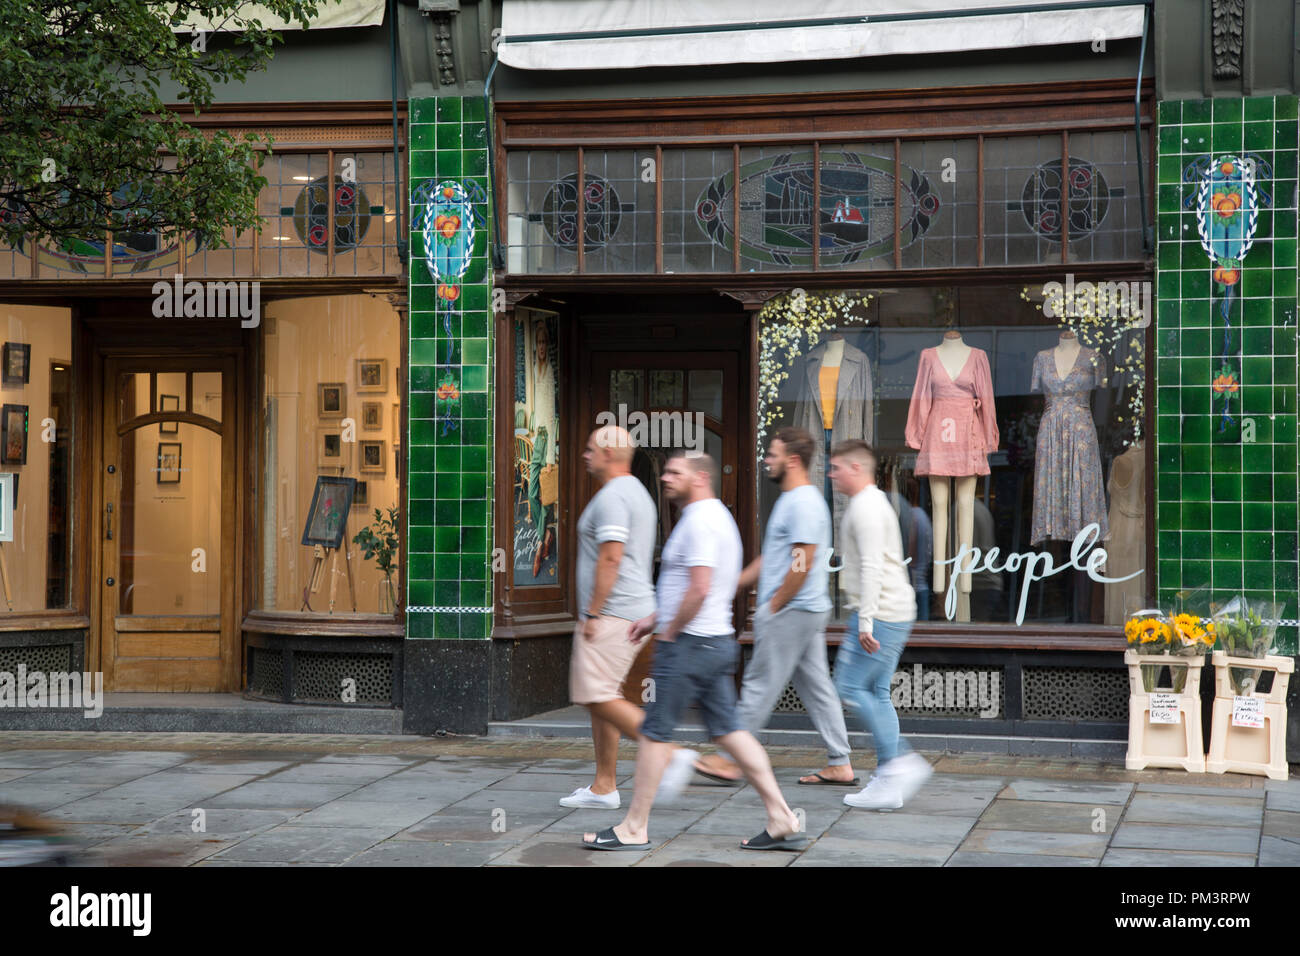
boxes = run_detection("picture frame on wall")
[159,394,180,434]
[318,382,346,419]
[0,473,13,542]
[0,405,27,465]
[301,476,357,549]
[356,358,388,393]
[1,344,30,387]
[352,479,369,509]
[316,427,348,469]
[156,442,182,484]
[359,440,386,474]
[392,402,400,446]
[361,401,383,432]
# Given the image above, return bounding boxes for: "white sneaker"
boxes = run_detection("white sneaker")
[559,785,620,809]
[880,752,933,804]
[655,748,700,806]
[843,774,904,810]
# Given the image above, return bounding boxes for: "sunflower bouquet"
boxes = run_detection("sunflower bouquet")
[1125,608,1177,692]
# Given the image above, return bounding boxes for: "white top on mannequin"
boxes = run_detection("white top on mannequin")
[822,337,846,368]
[935,331,972,381]
[1054,330,1082,381]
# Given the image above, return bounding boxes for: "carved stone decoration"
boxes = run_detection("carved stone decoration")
[433,13,457,86]
[715,288,786,311]
[499,288,542,311]
[1211,0,1244,79]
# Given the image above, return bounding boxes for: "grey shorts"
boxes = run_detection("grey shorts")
[639,633,742,743]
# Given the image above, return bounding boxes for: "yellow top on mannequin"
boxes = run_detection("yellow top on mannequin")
[818,337,845,427]
[935,330,972,381]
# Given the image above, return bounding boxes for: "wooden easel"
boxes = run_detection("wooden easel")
[0,543,12,611]
[302,543,357,613]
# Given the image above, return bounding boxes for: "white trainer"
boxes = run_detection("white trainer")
[881,752,933,804]
[559,785,620,809]
[842,774,903,810]
[655,748,700,806]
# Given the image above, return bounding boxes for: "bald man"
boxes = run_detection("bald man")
[560,426,660,809]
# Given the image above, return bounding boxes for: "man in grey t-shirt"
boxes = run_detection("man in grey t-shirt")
[694,427,858,788]
[560,425,659,810]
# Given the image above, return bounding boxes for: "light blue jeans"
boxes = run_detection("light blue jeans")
[834,612,912,765]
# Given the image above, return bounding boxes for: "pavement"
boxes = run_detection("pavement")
[1,731,1297,867]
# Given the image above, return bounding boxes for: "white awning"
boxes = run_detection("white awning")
[169,0,385,32]
[498,0,1146,71]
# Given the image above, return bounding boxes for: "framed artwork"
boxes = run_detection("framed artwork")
[512,310,561,586]
[359,440,386,474]
[318,382,346,419]
[356,358,388,393]
[0,474,13,542]
[361,401,383,432]
[156,442,182,484]
[159,394,180,434]
[301,476,357,548]
[2,343,30,386]
[392,402,400,446]
[352,479,369,509]
[316,427,348,469]
[0,405,27,465]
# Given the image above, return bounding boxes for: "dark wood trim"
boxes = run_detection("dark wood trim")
[114,615,220,633]
[0,613,91,633]
[494,305,516,628]
[241,610,403,638]
[491,615,578,640]
[976,134,985,267]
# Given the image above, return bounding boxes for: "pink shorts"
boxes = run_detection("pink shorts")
[569,615,642,704]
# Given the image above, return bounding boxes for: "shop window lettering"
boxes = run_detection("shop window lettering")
[941,523,1142,625]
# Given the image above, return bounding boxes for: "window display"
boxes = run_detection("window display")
[756,284,1147,627]
[513,308,560,585]
[0,306,73,610]
[259,295,401,615]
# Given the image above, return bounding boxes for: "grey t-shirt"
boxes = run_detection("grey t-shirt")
[757,483,831,613]
[576,475,658,621]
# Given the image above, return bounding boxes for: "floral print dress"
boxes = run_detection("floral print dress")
[1030,347,1109,545]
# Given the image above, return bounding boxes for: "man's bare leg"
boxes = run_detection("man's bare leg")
[696,751,851,785]
[583,736,672,845]
[716,730,800,842]
[586,698,646,794]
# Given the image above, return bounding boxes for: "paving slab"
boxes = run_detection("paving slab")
[0,749,98,768]
[58,823,144,847]
[545,808,705,839]
[1111,822,1261,854]
[1264,789,1300,813]
[342,840,513,866]
[44,795,205,824]
[827,811,976,845]
[1122,793,1264,828]
[486,831,649,867]
[261,763,404,785]
[485,772,611,793]
[1,782,130,812]
[894,788,1000,817]
[1136,782,1265,797]
[135,808,296,838]
[209,825,392,863]
[790,836,952,867]
[441,787,595,815]
[1101,848,1255,867]
[395,811,548,844]
[169,757,298,775]
[74,834,238,867]
[1001,779,1134,805]
[636,833,799,867]
[8,763,154,787]
[289,799,437,831]
[313,754,425,766]
[977,799,1119,834]
[687,805,838,838]
[947,850,1098,866]
[92,771,259,803]
[958,827,1109,858]
[1258,835,1300,866]
[75,751,193,769]
[1261,809,1300,843]
[204,781,362,810]
[0,768,36,783]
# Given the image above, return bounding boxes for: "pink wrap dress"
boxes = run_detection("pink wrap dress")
[905,346,999,477]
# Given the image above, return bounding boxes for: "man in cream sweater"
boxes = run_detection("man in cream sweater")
[829,440,933,810]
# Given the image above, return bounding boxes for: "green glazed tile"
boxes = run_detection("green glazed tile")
[1245,122,1274,151]
[1243,473,1273,501]
[1244,444,1272,473]
[1157,100,1182,125]
[1184,473,1210,499]
[434,613,458,639]
[1183,560,1212,589]
[434,499,459,526]
[436,474,462,499]
[1184,99,1212,123]
[1244,97,1274,122]
[1242,269,1273,297]
[437,124,463,150]
[1213,97,1244,122]
[463,473,487,499]
[464,446,487,471]
[1212,532,1242,559]
[410,527,435,552]
[1277,473,1299,503]
[1182,501,1211,528]
[1278,97,1299,121]
[436,98,462,124]
[1212,562,1243,590]
[1244,533,1275,561]
[463,97,486,123]
[463,500,487,526]
[435,526,459,552]
[1276,121,1299,149]
[1183,445,1211,472]
[1211,127,1243,153]
[435,150,462,177]
[461,526,487,552]
[1180,387,1208,415]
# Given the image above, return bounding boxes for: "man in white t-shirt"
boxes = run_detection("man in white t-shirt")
[829,439,932,811]
[583,452,805,852]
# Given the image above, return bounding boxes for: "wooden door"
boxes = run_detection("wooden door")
[99,356,238,691]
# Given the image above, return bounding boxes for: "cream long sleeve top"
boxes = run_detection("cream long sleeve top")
[841,485,917,624]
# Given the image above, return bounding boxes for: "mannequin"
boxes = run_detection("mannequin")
[794,331,873,532]
[906,330,999,622]
[1029,330,1108,547]
[1104,440,1146,625]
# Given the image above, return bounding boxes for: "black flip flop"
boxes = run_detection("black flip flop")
[740,829,808,852]
[583,826,651,851]
[797,772,861,787]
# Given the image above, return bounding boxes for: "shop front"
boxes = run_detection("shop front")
[0,106,410,727]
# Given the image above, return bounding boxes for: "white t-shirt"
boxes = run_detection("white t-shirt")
[655,497,742,637]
